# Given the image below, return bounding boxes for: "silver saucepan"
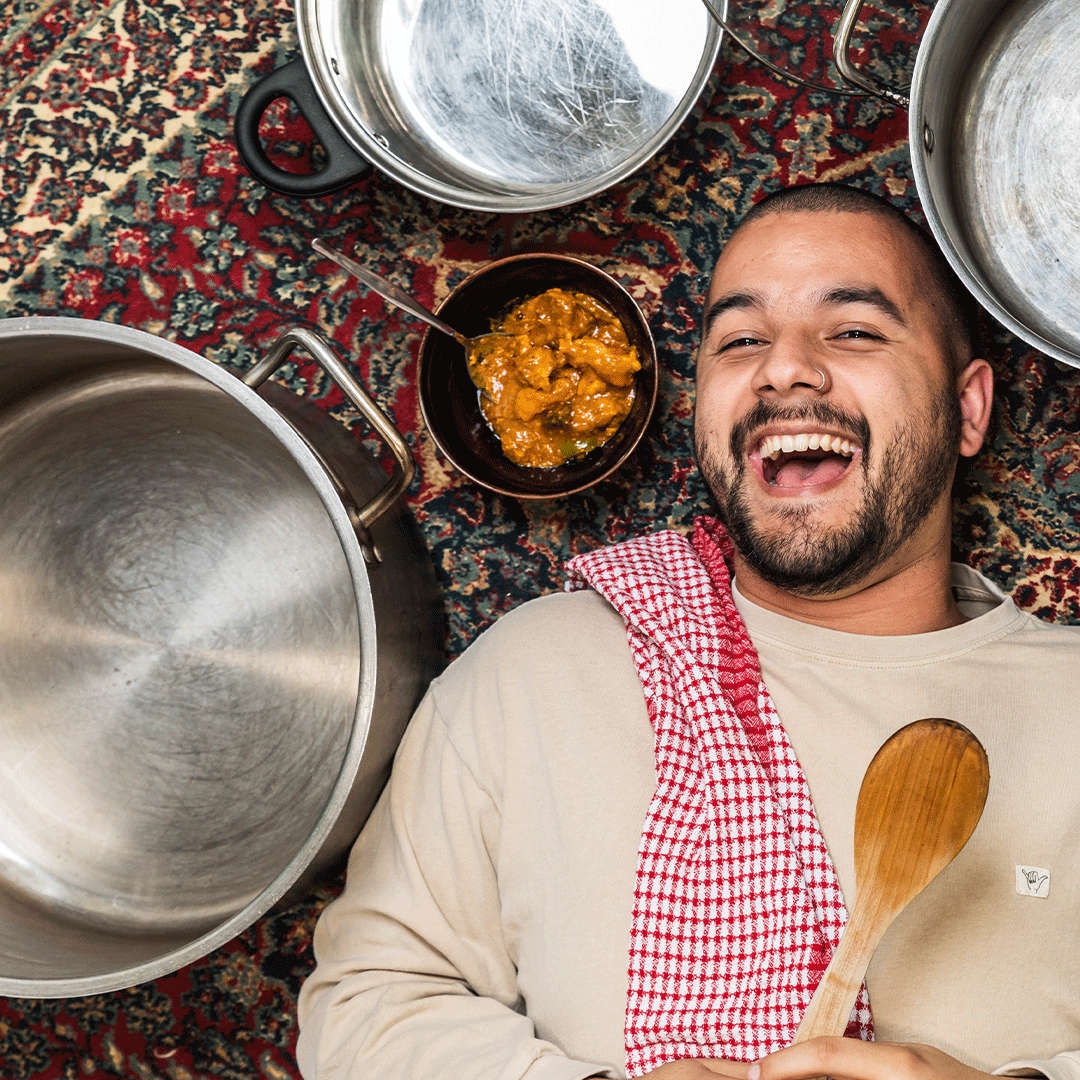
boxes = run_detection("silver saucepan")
[835,0,1080,369]
[0,318,440,997]
[235,0,725,211]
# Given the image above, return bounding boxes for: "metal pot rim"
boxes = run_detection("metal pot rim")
[0,316,378,998]
[907,0,1080,370]
[295,0,725,212]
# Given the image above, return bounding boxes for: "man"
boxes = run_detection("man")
[296,184,1080,1080]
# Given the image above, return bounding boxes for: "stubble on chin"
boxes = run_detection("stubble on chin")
[693,385,960,598]
[713,466,893,597]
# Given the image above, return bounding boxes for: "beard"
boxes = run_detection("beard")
[694,387,962,596]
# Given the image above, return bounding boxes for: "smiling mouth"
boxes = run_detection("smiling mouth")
[757,431,861,488]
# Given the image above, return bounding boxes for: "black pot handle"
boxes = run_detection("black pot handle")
[234,59,374,198]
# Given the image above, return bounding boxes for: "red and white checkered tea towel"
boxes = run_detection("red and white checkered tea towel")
[566,517,872,1075]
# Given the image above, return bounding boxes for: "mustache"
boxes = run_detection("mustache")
[729,399,872,459]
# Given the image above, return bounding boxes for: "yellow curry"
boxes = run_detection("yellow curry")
[467,287,641,468]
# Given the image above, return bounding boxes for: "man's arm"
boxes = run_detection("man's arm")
[295,680,621,1080]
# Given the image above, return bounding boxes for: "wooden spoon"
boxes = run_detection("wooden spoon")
[794,717,990,1042]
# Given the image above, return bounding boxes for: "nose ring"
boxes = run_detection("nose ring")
[812,368,827,390]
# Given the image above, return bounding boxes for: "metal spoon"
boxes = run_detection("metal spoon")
[311,238,506,391]
[794,717,990,1041]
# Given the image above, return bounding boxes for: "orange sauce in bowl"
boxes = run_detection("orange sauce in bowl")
[467,288,641,468]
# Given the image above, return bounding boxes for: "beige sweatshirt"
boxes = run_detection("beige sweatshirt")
[297,565,1080,1080]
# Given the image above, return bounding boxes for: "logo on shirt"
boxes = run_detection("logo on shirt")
[1015,865,1050,898]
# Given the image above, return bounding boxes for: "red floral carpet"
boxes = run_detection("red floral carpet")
[0,0,1077,1077]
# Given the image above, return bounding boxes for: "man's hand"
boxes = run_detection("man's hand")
[645,1057,752,1080]
[746,1038,996,1080]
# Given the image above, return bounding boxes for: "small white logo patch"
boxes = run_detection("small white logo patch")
[1016,865,1050,898]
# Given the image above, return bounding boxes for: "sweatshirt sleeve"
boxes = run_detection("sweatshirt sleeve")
[996,1054,1080,1080]
[294,683,616,1080]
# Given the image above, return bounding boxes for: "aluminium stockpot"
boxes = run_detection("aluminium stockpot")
[835,0,1080,369]
[235,0,725,211]
[0,319,439,997]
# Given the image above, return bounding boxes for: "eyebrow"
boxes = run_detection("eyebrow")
[701,285,909,340]
[822,286,907,327]
[701,291,762,340]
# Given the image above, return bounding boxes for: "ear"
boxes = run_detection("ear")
[956,358,994,458]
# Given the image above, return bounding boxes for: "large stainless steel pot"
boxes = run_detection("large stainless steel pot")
[835,0,1080,369]
[235,0,725,211]
[0,319,439,998]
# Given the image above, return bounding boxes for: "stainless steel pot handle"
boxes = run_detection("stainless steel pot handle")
[242,325,415,531]
[700,0,867,97]
[833,0,911,108]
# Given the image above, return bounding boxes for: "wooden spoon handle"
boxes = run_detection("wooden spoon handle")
[792,906,878,1042]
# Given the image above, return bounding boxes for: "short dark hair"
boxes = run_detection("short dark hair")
[731,183,978,373]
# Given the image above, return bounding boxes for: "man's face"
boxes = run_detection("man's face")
[694,209,963,597]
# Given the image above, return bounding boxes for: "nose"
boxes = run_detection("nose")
[750,338,829,396]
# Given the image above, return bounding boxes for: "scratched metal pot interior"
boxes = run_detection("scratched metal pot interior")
[286,0,723,209]
[837,0,1080,369]
[919,0,1080,367]
[0,319,438,997]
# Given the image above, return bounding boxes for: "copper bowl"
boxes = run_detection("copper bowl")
[417,254,658,499]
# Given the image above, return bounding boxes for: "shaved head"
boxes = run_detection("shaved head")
[728,184,976,374]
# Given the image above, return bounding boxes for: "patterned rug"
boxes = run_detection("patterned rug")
[0,0,1077,1077]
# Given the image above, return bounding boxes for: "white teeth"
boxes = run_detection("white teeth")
[757,432,858,460]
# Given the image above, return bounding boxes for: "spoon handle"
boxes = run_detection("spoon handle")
[792,910,877,1041]
[312,238,468,347]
